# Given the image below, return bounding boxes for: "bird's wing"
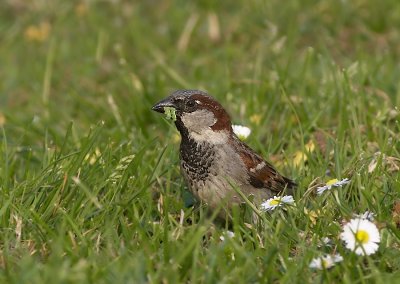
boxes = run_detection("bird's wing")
[235,137,296,194]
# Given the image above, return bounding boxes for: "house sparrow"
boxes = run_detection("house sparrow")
[152,90,296,219]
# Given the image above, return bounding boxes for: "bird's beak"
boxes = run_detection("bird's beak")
[151,97,177,113]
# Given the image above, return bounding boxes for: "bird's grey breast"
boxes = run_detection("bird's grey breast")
[180,137,249,188]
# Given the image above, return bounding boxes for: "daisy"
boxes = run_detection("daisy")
[232,125,251,140]
[316,178,350,195]
[309,254,343,270]
[340,218,380,255]
[260,195,295,211]
[219,230,235,241]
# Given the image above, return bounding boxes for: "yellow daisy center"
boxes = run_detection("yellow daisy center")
[326,179,339,186]
[355,230,370,244]
[270,199,281,206]
[321,259,329,268]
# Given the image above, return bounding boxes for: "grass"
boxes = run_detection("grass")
[0,0,400,283]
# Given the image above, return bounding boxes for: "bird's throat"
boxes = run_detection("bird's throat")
[180,135,215,182]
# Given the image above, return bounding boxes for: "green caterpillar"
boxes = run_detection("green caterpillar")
[164,107,177,121]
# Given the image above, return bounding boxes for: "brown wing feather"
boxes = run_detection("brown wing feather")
[234,136,296,194]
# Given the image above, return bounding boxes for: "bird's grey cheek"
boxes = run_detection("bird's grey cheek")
[181,110,216,131]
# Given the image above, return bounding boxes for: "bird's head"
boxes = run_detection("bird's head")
[152,90,232,140]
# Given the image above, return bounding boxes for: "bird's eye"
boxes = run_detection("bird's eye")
[186,100,196,108]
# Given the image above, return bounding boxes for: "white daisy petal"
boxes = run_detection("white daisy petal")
[354,211,375,221]
[232,125,251,140]
[220,230,235,241]
[281,195,295,204]
[335,178,350,186]
[316,185,330,195]
[340,218,380,256]
[318,237,333,247]
[309,254,343,270]
[309,258,323,269]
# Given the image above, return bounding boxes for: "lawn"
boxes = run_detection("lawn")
[0,0,400,283]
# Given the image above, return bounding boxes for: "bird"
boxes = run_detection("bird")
[152,90,296,220]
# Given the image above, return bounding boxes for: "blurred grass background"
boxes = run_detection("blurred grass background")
[0,0,399,283]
